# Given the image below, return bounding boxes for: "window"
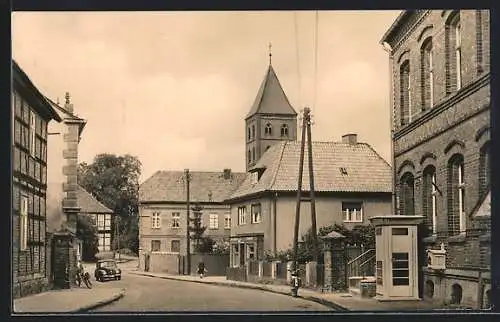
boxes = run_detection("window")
[90,214,97,225]
[97,215,105,230]
[265,123,272,136]
[376,261,383,285]
[20,195,28,251]
[171,212,180,228]
[224,214,231,229]
[151,212,161,229]
[252,124,255,139]
[476,10,484,74]
[422,166,437,234]
[103,232,111,251]
[247,127,251,141]
[400,60,411,125]
[251,204,262,223]
[247,244,255,259]
[392,228,409,235]
[479,142,490,196]
[232,244,239,267]
[252,147,256,162]
[250,171,259,184]
[392,252,409,286]
[446,12,462,93]
[421,38,434,110]
[171,240,180,253]
[29,111,36,156]
[447,155,465,235]
[151,240,161,252]
[209,214,219,229]
[280,124,289,137]
[342,202,363,223]
[104,214,112,230]
[238,206,246,225]
[248,149,251,163]
[399,172,415,216]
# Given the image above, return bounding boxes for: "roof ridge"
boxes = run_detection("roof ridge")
[269,141,288,190]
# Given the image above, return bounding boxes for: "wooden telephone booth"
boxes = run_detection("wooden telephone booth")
[369,215,423,301]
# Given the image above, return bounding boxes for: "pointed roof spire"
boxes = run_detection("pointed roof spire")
[245,56,297,120]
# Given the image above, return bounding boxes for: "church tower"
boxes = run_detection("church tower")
[245,46,298,171]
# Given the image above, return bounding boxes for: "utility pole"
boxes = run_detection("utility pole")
[185,169,191,275]
[292,109,307,273]
[292,107,320,273]
[306,107,319,263]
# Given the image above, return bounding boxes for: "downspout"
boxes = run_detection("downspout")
[383,41,398,216]
[273,192,278,256]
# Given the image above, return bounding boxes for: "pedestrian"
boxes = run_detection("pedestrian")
[76,260,84,286]
[197,261,207,279]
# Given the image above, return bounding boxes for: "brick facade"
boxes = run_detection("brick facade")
[382,10,490,308]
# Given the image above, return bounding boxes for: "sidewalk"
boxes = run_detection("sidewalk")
[13,287,125,313]
[130,271,444,312]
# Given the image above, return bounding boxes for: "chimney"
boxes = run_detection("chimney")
[223,169,232,180]
[64,92,74,114]
[342,133,358,145]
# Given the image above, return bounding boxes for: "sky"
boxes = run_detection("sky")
[12,10,401,183]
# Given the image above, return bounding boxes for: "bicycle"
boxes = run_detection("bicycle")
[76,271,93,289]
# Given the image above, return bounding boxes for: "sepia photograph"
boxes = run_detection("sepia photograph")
[10,9,491,314]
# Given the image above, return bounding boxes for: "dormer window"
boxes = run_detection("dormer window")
[281,124,289,137]
[265,123,272,136]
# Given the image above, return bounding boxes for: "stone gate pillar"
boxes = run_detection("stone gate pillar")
[321,231,347,291]
[52,230,77,289]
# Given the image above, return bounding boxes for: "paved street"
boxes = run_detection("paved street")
[89,270,333,312]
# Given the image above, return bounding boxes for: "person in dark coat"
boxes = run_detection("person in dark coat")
[197,261,207,278]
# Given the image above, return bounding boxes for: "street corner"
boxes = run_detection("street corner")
[74,287,126,313]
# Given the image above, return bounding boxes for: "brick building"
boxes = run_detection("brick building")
[381,10,490,308]
[138,169,245,270]
[12,61,62,298]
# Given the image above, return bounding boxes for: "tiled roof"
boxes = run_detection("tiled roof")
[139,170,247,203]
[228,140,392,200]
[245,64,297,119]
[77,186,114,214]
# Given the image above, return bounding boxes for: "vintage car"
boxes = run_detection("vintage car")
[94,259,122,282]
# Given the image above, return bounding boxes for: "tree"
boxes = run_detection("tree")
[78,153,141,254]
[77,215,99,261]
[190,204,208,253]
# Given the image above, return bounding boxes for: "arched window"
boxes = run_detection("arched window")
[421,38,434,110]
[265,123,272,136]
[280,124,289,137]
[447,154,465,235]
[400,60,411,125]
[399,172,415,216]
[446,12,462,93]
[422,165,437,234]
[479,142,490,196]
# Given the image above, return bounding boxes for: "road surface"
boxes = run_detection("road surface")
[89,270,333,312]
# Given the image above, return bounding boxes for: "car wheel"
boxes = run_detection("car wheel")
[118,276,121,280]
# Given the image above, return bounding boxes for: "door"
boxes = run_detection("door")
[390,226,413,297]
[145,254,150,272]
[239,243,245,266]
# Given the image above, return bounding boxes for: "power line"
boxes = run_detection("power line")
[313,10,319,119]
[293,11,302,109]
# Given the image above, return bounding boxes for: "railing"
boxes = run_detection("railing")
[347,249,375,278]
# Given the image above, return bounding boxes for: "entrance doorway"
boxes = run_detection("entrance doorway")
[239,243,245,266]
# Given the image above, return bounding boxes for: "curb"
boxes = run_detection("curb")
[73,288,126,313]
[132,272,349,312]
